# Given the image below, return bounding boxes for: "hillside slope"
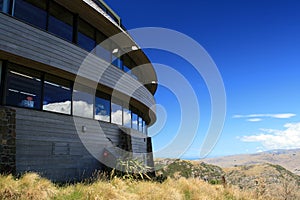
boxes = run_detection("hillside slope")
[202,149,300,175]
[155,158,300,199]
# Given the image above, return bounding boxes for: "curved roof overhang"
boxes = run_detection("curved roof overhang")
[55,0,158,94]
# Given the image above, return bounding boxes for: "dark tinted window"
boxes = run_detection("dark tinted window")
[0,0,3,12]
[95,94,110,122]
[6,64,42,109]
[43,74,72,114]
[96,32,111,63]
[48,1,73,42]
[78,18,96,51]
[14,0,47,29]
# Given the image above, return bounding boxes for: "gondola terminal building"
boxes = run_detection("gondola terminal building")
[0,0,157,181]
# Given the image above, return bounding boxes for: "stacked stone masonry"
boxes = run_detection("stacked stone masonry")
[0,106,16,174]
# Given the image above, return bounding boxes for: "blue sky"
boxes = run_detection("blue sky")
[106,0,300,158]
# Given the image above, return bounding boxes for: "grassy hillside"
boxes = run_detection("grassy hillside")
[1,159,299,200]
[0,172,274,200]
[155,159,224,184]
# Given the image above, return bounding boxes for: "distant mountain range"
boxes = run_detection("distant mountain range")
[201,148,300,175]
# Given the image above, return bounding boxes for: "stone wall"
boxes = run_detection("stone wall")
[0,107,16,174]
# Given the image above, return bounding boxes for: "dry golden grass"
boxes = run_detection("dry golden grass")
[0,173,294,200]
[0,173,57,200]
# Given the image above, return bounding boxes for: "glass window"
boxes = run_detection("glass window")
[73,84,94,118]
[138,116,143,132]
[95,32,111,63]
[143,120,147,134]
[14,0,47,29]
[95,45,111,63]
[123,65,131,74]
[6,65,42,109]
[95,93,110,122]
[0,0,3,12]
[78,18,96,52]
[43,74,72,115]
[112,55,123,70]
[132,112,138,130]
[48,1,73,42]
[123,107,131,128]
[111,102,122,125]
[1,0,10,13]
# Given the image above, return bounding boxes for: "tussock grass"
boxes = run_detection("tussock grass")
[0,173,292,200]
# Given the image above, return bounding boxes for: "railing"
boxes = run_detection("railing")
[93,0,121,26]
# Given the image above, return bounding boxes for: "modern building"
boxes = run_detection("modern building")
[0,0,157,182]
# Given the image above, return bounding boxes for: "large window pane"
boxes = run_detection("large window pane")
[123,107,131,128]
[43,74,72,115]
[111,102,122,125]
[6,65,42,109]
[73,84,94,118]
[95,94,110,122]
[132,112,138,130]
[14,0,47,29]
[48,1,73,42]
[78,18,96,51]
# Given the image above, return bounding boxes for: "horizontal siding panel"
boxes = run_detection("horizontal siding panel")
[13,103,149,181]
[0,13,155,112]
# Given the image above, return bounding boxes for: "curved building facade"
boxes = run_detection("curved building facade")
[0,0,157,181]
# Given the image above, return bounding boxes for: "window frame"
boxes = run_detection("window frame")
[42,73,73,115]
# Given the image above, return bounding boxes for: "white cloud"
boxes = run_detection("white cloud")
[43,101,71,114]
[44,101,136,127]
[233,113,296,122]
[241,122,300,150]
[247,118,263,122]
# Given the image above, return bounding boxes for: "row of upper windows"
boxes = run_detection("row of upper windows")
[0,0,135,75]
[0,61,148,134]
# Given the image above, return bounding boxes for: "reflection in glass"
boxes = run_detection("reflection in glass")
[123,108,131,128]
[6,66,42,109]
[132,112,138,130]
[95,96,110,122]
[73,85,94,118]
[143,120,147,134]
[138,116,143,131]
[48,1,73,42]
[123,65,131,74]
[96,33,111,63]
[111,102,122,125]
[43,74,72,114]
[112,55,123,70]
[95,45,111,63]
[14,0,47,29]
[78,18,96,51]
